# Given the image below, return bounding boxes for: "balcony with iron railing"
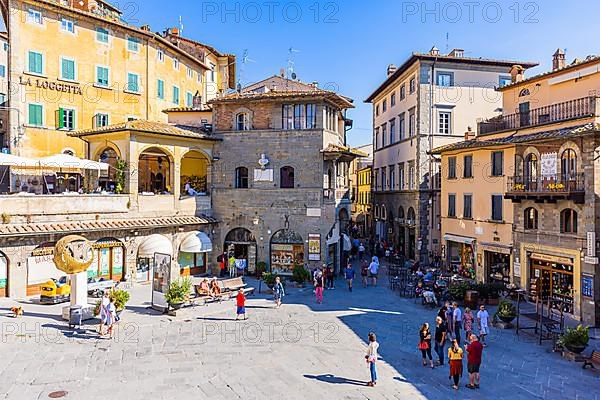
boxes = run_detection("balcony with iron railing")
[505,173,585,203]
[478,96,598,135]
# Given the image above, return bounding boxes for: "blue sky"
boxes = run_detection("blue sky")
[131,0,600,146]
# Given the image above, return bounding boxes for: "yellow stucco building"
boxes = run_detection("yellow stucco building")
[435,50,600,325]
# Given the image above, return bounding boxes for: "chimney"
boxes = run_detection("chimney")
[429,46,440,56]
[510,65,525,83]
[311,81,319,88]
[553,48,566,71]
[171,27,180,36]
[387,64,397,76]
[140,24,151,32]
[464,126,476,141]
[192,91,202,109]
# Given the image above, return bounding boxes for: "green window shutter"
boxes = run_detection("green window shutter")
[29,51,42,74]
[28,51,34,72]
[58,108,64,129]
[28,104,42,126]
[157,80,164,99]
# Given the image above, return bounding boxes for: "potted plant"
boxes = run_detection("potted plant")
[255,261,267,278]
[164,277,192,310]
[261,272,279,289]
[110,288,130,315]
[558,325,589,354]
[292,264,310,287]
[495,299,517,323]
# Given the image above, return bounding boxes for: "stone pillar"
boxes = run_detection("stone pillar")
[70,272,88,306]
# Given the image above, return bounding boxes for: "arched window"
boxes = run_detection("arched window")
[560,208,578,233]
[407,207,416,224]
[381,205,387,221]
[524,207,538,230]
[561,149,577,181]
[235,167,248,189]
[525,153,538,181]
[280,166,295,188]
[236,112,250,131]
[398,206,405,220]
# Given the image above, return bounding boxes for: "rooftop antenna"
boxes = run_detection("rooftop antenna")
[287,47,300,82]
[179,16,184,35]
[445,32,449,53]
[237,49,256,92]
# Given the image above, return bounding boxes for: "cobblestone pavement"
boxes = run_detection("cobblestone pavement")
[0,266,598,400]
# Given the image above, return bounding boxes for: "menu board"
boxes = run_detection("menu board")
[308,234,321,261]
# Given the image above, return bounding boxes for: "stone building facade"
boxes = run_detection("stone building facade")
[208,77,361,275]
[365,48,537,264]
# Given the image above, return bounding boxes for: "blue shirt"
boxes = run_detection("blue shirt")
[345,268,355,280]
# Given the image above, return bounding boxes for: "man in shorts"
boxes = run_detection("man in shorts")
[465,333,483,389]
[368,256,379,286]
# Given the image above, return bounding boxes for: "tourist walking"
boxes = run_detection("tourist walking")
[445,302,454,340]
[358,243,365,260]
[314,270,325,304]
[344,263,355,292]
[273,276,285,308]
[360,260,369,287]
[477,305,491,346]
[434,316,447,366]
[368,256,379,287]
[235,289,247,320]
[465,334,483,389]
[98,290,110,335]
[447,339,464,390]
[453,302,462,345]
[366,332,379,387]
[326,266,335,289]
[463,307,474,343]
[437,303,447,323]
[106,297,117,339]
[419,323,434,368]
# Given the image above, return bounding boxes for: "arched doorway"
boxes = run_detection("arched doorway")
[136,234,173,282]
[138,147,171,194]
[0,252,7,297]
[98,147,119,192]
[224,228,257,275]
[270,229,304,274]
[386,210,395,245]
[180,150,209,195]
[407,207,416,260]
[398,206,406,256]
[338,208,350,233]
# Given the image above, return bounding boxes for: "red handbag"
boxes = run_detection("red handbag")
[418,341,429,350]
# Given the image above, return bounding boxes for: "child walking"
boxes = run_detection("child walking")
[235,289,247,320]
[366,332,379,386]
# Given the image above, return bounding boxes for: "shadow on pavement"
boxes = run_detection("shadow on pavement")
[303,374,367,386]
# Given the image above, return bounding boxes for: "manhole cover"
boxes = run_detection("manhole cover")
[48,391,68,398]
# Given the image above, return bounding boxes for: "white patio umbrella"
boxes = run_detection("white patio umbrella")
[0,153,39,168]
[38,154,109,171]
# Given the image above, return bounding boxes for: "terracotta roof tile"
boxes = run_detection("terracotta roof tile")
[0,216,217,237]
[432,123,599,154]
[209,90,354,109]
[162,106,212,113]
[69,120,220,141]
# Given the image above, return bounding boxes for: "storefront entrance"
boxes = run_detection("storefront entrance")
[446,237,475,280]
[529,253,574,314]
[136,234,173,282]
[88,239,124,281]
[224,228,257,275]
[270,229,304,275]
[178,231,212,276]
[485,251,510,285]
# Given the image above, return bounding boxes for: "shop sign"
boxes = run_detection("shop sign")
[587,232,596,257]
[513,261,521,277]
[582,275,593,298]
[308,234,321,261]
[530,252,572,265]
[584,256,598,265]
[19,76,83,95]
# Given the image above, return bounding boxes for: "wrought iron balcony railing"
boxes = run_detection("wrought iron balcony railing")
[506,173,585,194]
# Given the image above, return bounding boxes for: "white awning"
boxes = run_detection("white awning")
[0,153,38,167]
[39,154,109,171]
[342,234,352,251]
[137,234,173,258]
[179,231,212,253]
[443,234,475,245]
[326,227,339,246]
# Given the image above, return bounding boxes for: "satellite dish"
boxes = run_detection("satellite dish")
[291,72,297,80]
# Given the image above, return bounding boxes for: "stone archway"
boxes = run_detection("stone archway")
[224,228,257,275]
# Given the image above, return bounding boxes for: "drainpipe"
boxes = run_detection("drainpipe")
[428,57,437,265]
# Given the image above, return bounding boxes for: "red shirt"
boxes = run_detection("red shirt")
[467,341,483,365]
[236,293,245,307]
